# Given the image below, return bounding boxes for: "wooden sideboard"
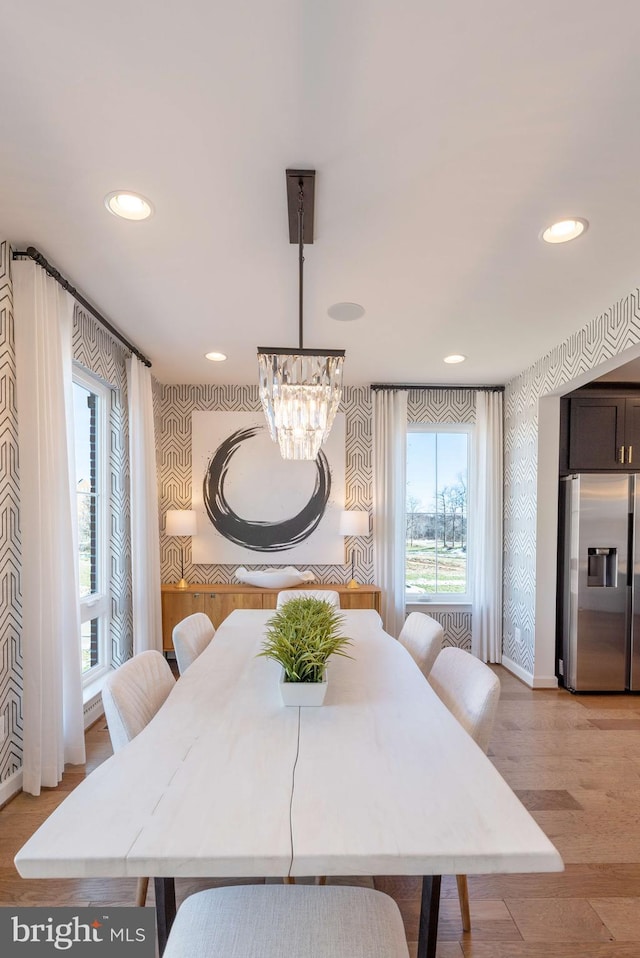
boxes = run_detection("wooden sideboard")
[161,583,382,652]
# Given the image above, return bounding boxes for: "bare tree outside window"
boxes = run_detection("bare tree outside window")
[406,430,469,596]
[407,494,422,547]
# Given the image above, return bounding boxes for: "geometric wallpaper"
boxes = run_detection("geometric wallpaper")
[407,387,476,424]
[503,287,640,677]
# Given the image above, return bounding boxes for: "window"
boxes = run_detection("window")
[73,368,111,683]
[406,426,471,600]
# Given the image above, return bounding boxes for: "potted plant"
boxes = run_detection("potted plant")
[258,597,352,706]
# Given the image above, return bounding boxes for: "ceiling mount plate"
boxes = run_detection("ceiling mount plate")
[286,169,315,244]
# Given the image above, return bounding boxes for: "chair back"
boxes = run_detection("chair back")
[173,612,215,675]
[398,612,443,678]
[276,590,341,609]
[428,647,500,753]
[102,650,175,752]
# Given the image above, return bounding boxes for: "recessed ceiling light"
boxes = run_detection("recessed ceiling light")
[541,218,588,244]
[104,191,154,220]
[327,302,365,321]
[444,354,466,364]
[205,351,227,362]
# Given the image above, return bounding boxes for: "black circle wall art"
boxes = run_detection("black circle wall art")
[202,426,331,552]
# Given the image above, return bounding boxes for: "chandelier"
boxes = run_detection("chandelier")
[258,170,345,460]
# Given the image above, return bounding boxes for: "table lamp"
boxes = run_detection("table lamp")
[339,510,369,589]
[165,509,197,589]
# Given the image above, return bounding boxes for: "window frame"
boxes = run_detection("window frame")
[406,423,473,603]
[73,365,112,686]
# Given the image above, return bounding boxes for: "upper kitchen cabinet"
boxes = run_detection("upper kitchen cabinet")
[566,391,640,471]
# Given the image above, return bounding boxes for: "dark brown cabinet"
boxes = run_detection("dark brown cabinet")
[568,395,640,470]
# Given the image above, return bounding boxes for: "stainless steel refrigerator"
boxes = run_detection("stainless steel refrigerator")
[561,473,640,692]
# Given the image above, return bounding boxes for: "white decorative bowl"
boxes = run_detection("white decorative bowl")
[235,566,316,590]
[279,669,328,707]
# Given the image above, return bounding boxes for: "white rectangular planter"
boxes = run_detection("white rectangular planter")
[279,669,328,706]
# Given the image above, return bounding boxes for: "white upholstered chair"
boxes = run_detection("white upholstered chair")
[276,589,341,609]
[397,612,443,678]
[428,646,501,931]
[162,884,409,958]
[172,612,215,675]
[101,650,176,906]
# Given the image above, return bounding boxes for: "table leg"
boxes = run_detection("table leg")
[417,875,441,958]
[154,877,176,956]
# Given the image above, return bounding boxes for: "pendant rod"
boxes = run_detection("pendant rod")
[298,179,305,349]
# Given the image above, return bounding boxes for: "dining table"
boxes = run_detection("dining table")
[15,608,563,958]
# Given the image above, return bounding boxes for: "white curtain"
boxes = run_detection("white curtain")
[373,389,407,637]
[13,260,86,795]
[471,390,503,662]
[127,356,162,654]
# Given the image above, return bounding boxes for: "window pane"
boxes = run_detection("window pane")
[81,618,99,673]
[406,431,468,596]
[74,381,99,599]
[77,493,96,597]
[74,383,95,492]
[74,370,111,683]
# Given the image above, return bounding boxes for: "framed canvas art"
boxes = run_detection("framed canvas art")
[191,411,345,564]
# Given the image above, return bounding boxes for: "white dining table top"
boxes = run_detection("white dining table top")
[15,609,563,880]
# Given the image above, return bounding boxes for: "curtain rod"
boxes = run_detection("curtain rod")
[370,383,504,392]
[12,246,152,368]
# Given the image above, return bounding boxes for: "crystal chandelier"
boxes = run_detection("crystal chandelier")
[258,170,345,460]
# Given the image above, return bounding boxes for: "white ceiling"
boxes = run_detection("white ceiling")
[594,358,640,384]
[3,2,640,386]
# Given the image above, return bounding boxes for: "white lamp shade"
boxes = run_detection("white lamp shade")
[339,510,369,537]
[165,509,197,537]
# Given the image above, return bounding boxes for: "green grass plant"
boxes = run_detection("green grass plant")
[258,597,352,683]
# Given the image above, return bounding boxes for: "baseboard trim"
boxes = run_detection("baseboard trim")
[0,767,23,808]
[501,655,558,689]
[501,655,534,687]
[83,693,104,730]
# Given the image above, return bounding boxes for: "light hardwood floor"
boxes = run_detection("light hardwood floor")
[2,666,640,957]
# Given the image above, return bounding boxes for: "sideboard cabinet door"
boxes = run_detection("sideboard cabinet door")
[161,592,204,651]
[202,592,263,628]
